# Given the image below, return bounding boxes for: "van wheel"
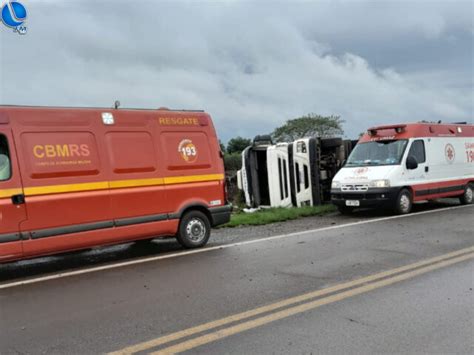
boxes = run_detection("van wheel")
[177,211,211,249]
[394,188,412,214]
[459,183,473,205]
[337,206,354,215]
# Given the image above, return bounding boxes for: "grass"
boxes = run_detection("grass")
[223,204,337,228]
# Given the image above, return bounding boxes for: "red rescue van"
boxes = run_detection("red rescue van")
[0,105,231,263]
[331,122,474,214]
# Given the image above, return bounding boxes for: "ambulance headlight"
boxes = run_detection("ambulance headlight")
[331,180,341,189]
[369,179,390,188]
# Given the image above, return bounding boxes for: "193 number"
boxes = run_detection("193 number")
[182,146,196,156]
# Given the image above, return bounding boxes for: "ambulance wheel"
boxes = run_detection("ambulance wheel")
[459,183,474,205]
[337,206,354,215]
[394,188,412,215]
[177,210,211,249]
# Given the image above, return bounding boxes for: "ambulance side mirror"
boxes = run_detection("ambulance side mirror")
[406,156,418,170]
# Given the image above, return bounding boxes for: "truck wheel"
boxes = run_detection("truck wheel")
[337,205,354,215]
[394,188,412,215]
[459,183,473,205]
[176,210,211,249]
[321,138,343,149]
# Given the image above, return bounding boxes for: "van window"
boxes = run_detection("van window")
[106,132,157,174]
[408,140,426,163]
[304,165,309,189]
[0,135,11,181]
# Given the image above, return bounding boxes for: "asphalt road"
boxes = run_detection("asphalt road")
[0,202,473,354]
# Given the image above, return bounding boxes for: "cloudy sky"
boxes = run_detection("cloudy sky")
[0,0,472,141]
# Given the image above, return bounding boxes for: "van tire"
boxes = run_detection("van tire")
[176,210,211,249]
[337,205,354,215]
[394,188,412,215]
[459,183,474,205]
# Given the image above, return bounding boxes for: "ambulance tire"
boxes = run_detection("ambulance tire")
[459,183,474,205]
[394,188,412,215]
[337,205,354,215]
[177,210,211,249]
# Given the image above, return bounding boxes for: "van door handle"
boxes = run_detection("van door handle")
[12,194,25,205]
[425,166,429,173]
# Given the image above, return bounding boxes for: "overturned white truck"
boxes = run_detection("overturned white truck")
[237,135,356,208]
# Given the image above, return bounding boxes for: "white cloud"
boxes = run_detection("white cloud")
[0,0,472,141]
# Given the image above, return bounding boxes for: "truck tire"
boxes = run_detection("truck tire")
[459,183,473,205]
[176,210,211,249]
[321,138,343,149]
[337,205,354,215]
[394,188,412,215]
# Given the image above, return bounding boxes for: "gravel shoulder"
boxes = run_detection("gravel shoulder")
[210,212,363,245]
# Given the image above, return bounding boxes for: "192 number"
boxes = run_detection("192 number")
[466,150,474,163]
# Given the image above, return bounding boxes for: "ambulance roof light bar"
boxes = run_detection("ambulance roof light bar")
[367,124,407,136]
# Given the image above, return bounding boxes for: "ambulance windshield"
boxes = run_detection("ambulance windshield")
[346,140,408,167]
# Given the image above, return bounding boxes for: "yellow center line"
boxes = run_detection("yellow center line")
[109,245,474,355]
[152,252,474,355]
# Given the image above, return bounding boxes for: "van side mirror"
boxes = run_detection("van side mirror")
[406,156,418,170]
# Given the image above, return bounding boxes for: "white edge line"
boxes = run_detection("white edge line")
[0,204,472,290]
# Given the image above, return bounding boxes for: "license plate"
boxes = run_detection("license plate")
[346,200,360,207]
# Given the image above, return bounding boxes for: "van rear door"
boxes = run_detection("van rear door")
[0,128,27,261]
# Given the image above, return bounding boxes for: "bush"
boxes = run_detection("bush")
[224,153,242,173]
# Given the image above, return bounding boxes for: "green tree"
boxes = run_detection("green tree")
[227,136,252,154]
[224,153,242,172]
[272,114,344,142]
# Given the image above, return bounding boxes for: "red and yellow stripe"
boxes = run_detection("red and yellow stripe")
[1,174,225,198]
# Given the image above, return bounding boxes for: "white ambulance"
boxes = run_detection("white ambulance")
[331,123,474,214]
